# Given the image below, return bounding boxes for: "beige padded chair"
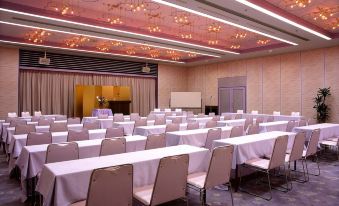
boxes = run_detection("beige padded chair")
[176,112,183,116]
[165,112,172,116]
[133,119,147,135]
[67,117,81,124]
[255,116,264,125]
[67,129,89,142]
[234,114,242,119]
[208,112,215,117]
[204,128,221,150]
[165,123,180,133]
[21,112,30,117]
[172,117,182,124]
[133,154,189,206]
[266,116,274,122]
[247,124,260,135]
[55,116,67,121]
[71,164,133,206]
[187,122,199,130]
[187,145,234,206]
[83,121,100,130]
[8,112,18,118]
[298,119,308,127]
[34,111,42,117]
[197,113,205,118]
[130,113,140,121]
[145,134,166,150]
[31,116,41,122]
[26,132,52,146]
[14,124,36,135]
[302,129,321,180]
[286,120,296,132]
[154,116,166,125]
[9,119,27,127]
[46,142,79,163]
[5,117,17,123]
[239,135,289,200]
[147,114,156,121]
[105,127,124,138]
[98,114,108,119]
[222,114,232,121]
[100,138,126,156]
[230,126,244,138]
[320,138,339,160]
[50,122,68,132]
[244,117,253,132]
[113,114,125,122]
[212,116,220,121]
[38,119,53,126]
[205,120,217,128]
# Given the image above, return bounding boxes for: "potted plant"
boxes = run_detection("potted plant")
[96,96,108,108]
[313,87,331,123]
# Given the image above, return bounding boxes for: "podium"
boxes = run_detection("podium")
[108,100,131,115]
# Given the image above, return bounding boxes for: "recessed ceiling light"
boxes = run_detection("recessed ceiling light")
[235,0,331,40]
[151,0,298,45]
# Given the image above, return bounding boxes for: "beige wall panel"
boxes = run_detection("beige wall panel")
[246,58,263,113]
[204,65,218,106]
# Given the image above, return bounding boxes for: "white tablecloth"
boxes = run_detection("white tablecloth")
[134,123,187,136]
[36,145,209,206]
[113,120,155,135]
[166,115,187,123]
[166,126,232,147]
[293,123,339,141]
[187,117,214,125]
[217,119,246,127]
[213,131,296,169]
[259,121,289,132]
[222,113,304,122]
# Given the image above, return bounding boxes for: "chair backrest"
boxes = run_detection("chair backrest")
[98,114,108,119]
[46,142,79,163]
[212,116,220,121]
[251,110,258,114]
[291,112,300,116]
[230,126,244,138]
[31,116,41,122]
[67,117,80,124]
[145,134,166,150]
[34,111,42,116]
[205,128,221,150]
[154,108,161,112]
[26,132,52,146]
[113,115,125,122]
[164,108,171,112]
[268,135,288,169]
[154,116,166,125]
[100,138,126,156]
[256,116,264,125]
[21,111,30,117]
[130,113,140,121]
[205,120,217,128]
[288,132,306,162]
[55,116,67,121]
[14,124,36,135]
[244,117,253,131]
[5,117,17,123]
[67,129,89,142]
[273,111,281,116]
[50,122,68,132]
[83,121,100,130]
[234,114,242,119]
[222,114,232,120]
[208,112,215,117]
[247,124,260,135]
[105,127,124,138]
[236,110,244,114]
[150,154,189,206]
[266,116,274,122]
[147,114,156,121]
[171,117,182,124]
[187,122,199,130]
[305,129,320,157]
[197,113,205,118]
[85,164,133,206]
[8,112,17,118]
[204,145,234,189]
[175,108,182,112]
[165,112,172,116]
[298,119,308,127]
[286,120,296,132]
[165,123,180,133]
[9,119,27,127]
[38,119,53,126]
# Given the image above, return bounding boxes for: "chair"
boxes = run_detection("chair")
[273,111,281,116]
[154,108,161,112]
[205,120,217,128]
[46,142,79,163]
[133,154,189,206]
[26,132,52,146]
[230,126,244,138]
[67,129,89,142]
[302,129,321,181]
[266,116,274,122]
[31,116,41,122]
[187,122,199,130]
[251,110,258,114]
[164,108,171,112]
[175,108,182,112]
[239,135,289,200]
[165,112,172,116]
[320,138,339,160]
[133,119,147,135]
[21,112,30,117]
[34,111,42,117]
[222,114,232,120]
[165,123,180,133]
[212,116,220,121]
[234,114,242,119]
[130,113,140,121]
[208,112,215,117]
[49,122,68,132]
[55,116,67,121]
[67,117,80,124]
[197,113,205,118]
[145,134,166,150]
[291,112,300,116]
[187,145,234,206]
[171,117,182,124]
[204,128,221,150]
[38,119,53,126]
[105,127,124,138]
[236,110,244,114]
[98,114,108,119]
[147,114,156,121]
[7,112,17,118]
[286,120,296,132]
[154,116,166,125]
[256,116,264,125]
[14,124,36,135]
[247,124,260,135]
[9,119,27,127]
[71,164,133,206]
[244,117,253,132]
[113,114,125,122]
[100,138,126,156]
[298,118,308,127]
[83,121,100,130]
[5,117,17,123]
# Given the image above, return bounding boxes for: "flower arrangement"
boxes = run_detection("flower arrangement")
[96,96,108,107]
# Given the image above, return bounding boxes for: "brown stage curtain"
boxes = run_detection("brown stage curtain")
[19,69,156,117]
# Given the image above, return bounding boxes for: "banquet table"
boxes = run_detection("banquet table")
[259,121,289,133]
[36,145,209,206]
[217,119,246,127]
[134,123,188,136]
[166,126,232,147]
[187,117,214,124]
[113,120,157,135]
[222,113,304,122]
[293,123,339,141]
[212,131,296,169]
[91,109,113,117]
[166,115,187,123]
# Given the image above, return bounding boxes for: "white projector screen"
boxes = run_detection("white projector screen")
[170,92,201,108]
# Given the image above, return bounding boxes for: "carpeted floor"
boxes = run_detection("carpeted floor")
[0,152,338,206]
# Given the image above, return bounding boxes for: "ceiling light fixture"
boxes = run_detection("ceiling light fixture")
[0,8,235,54]
[235,0,331,40]
[151,0,299,44]
[0,39,185,64]
[0,21,220,58]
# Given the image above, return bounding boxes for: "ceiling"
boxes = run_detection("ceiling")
[0,0,338,66]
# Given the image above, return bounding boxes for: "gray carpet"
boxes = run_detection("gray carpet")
[0,152,338,206]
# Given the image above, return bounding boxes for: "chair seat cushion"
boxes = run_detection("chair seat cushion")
[133,184,154,205]
[320,140,338,147]
[187,172,207,189]
[245,158,269,169]
[70,200,86,206]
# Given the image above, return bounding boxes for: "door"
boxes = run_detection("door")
[218,87,246,114]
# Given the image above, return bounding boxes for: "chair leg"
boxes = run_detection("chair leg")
[228,182,234,206]
[200,189,206,206]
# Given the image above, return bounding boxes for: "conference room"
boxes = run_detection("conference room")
[0,0,339,205]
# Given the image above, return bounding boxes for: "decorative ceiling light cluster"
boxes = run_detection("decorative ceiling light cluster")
[234,31,247,39]
[103,2,125,25]
[140,45,151,50]
[25,29,51,43]
[283,0,312,9]
[111,40,123,47]
[96,42,111,52]
[180,33,193,39]
[329,18,339,30]
[127,0,148,12]
[257,39,270,45]
[208,40,219,45]
[64,35,90,48]
[126,47,136,54]
[149,49,160,58]
[173,11,191,26]
[145,10,162,33]
[208,23,222,33]
[148,24,161,32]
[310,6,338,21]
[230,44,241,49]
[187,52,197,57]
[45,1,76,16]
